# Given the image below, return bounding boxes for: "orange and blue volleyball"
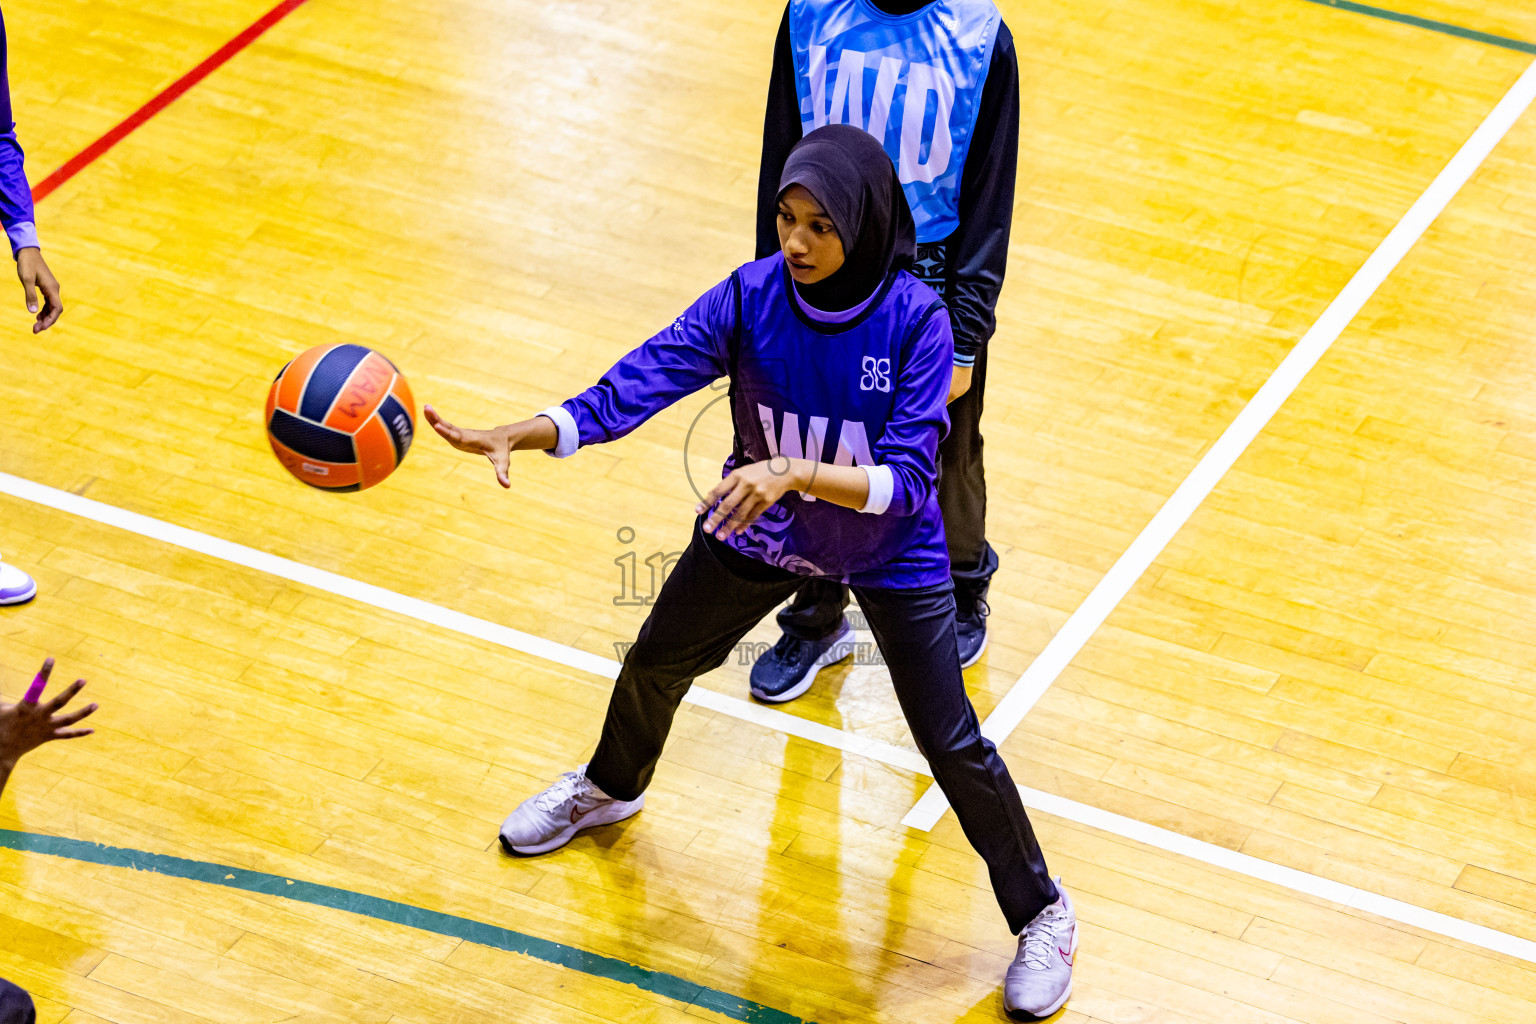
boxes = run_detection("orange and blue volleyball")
[265,344,416,492]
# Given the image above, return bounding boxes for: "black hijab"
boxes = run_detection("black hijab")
[776,124,917,312]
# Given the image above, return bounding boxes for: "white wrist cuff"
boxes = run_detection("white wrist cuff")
[859,464,894,514]
[538,405,580,458]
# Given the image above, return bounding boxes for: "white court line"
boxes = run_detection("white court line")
[6,472,1536,964]
[0,470,930,778]
[901,56,1536,832]
[1018,784,1536,964]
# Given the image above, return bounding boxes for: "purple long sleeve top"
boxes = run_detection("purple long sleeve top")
[0,9,37,256]
[541,254,955,589]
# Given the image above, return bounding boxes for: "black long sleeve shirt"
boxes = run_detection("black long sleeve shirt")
[755,3,1020,360]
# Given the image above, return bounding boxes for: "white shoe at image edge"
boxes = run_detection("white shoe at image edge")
[0,557,37,606]
[499,765,644,856]
[1004,878,1077,1020]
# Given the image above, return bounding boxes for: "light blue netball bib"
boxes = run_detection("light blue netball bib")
[787,0,1000,242]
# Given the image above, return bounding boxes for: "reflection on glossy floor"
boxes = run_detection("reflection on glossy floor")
[2,0,1536,1021]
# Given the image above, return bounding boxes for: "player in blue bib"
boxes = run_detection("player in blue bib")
[751,0,1018,694]
[428,127,1076,1020]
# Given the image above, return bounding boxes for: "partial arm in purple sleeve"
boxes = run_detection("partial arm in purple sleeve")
[541,278,736,456]
[0,10,37,258]
[864,307,953,516]
[0,128,36,256]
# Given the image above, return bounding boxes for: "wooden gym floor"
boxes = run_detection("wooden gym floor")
[3,0,1536,1021]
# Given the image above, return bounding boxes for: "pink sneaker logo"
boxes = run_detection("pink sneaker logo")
[1059,925,1076,966]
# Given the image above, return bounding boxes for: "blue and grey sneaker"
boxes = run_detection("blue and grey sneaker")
[749,617,856,703]
[0,556,36,606]
[956,593,990,669]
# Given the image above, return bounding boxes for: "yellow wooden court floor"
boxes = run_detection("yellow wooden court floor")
[3,0,1536,1021]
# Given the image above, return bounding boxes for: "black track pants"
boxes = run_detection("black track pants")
[587,519,1057,932]
[0,980,35,1024]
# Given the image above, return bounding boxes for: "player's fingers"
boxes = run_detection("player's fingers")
[52,728,94,740]
[440,423,494,458]
[701,482,736,532]
[20,271,36,314]
[428,411,467,447]
[39,276,61,315]
[698,475,735,515]
[425,406,460,439]
[52,702,99,727]
[488,447,511,489]
[44,678,86,714]
[705,482,749,535]
[729,494,767,535]
[35,284,62,331]
[35,302,61,333]
[23,657,54,704]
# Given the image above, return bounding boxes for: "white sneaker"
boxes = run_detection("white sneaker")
[0,556,37,606]
[498,765,644,856]
[1004,879,1077,1020]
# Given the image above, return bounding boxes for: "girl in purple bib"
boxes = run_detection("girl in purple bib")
[429,125,1075,1020]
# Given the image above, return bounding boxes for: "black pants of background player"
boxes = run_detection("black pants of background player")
[585,515,1057,933]
[777,343,996,643]
[0,980,34,1024]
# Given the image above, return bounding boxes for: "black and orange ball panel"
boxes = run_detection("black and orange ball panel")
[265,344,416,492]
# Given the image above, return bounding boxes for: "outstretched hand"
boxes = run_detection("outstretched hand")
[17,248,63,333]
[425,404,514,488]
[0,657,97,769]
[425,406,561,489]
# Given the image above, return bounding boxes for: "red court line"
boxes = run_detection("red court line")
[31,0,311,203]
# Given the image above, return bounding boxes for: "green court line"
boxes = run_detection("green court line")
[1300,0,1536,54]
[0,829,815,1024]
